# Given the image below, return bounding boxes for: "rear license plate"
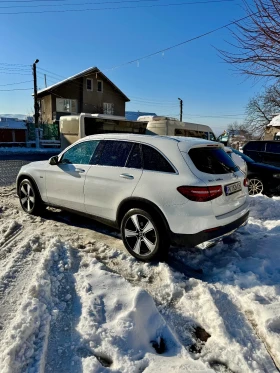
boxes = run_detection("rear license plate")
[225,181,242,196]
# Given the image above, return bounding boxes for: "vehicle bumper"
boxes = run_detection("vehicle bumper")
[170,211,249,248]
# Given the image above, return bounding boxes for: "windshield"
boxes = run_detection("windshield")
[231,148,254,163]
[188,147,239,174]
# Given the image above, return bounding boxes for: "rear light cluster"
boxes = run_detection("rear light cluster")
[177,185,223,202]
[243,178,249,187]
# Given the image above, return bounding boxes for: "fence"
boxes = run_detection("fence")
[27,123,60,141]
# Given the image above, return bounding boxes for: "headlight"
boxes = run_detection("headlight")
[273,174,280,179]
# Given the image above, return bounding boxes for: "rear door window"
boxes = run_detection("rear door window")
[142,144,175,173]
[96,140,133,167]
[188,147,239,174]
[126,143,142,169]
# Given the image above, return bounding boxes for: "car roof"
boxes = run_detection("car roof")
[81,133,216,145]
[75,133,222,153]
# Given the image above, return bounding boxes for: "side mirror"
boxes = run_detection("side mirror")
[49,155,59,165]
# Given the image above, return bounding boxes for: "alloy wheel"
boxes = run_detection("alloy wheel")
[20,182,35,213]
[124,214,157,257]
[248,178,264,195]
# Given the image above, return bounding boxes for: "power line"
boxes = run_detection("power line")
[0,0,158,8]
[0,72,32,75]
[0,0,236,14]
[0,0,155,3]
[0,62,30,66]
[0,80,33,86]
[0,87,33,91]
[102,12,258,72]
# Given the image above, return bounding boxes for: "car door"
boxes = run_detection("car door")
[84,140,143,221]
[45,140,100,211]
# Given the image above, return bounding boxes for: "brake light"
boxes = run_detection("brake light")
[243,178,249,187]
[177,185,223,202]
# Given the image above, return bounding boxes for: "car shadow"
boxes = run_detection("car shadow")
[41,206,121,240]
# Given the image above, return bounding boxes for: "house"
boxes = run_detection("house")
[37,67,130,124]
[0,118,27,146]
[264,114,280,140]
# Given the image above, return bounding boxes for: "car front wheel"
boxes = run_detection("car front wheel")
[19,179,42,215]
[248,177,264,195]
[121,208,169,262]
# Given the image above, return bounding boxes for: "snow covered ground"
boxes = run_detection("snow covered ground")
[0,185,280,373]
[0,148,60,155]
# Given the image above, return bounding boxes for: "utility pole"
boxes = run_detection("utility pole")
[44,74,47,88]
[178,98,183,122]
[33,59,39,128]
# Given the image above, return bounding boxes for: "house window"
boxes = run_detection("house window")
[56,98,78,113]
[97,80,103,92]
[103,103,114,115]
[86,78,93,91]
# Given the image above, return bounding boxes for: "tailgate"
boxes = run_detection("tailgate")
[180,145,247,216]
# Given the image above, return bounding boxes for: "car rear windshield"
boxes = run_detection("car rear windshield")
[188,147,239,174]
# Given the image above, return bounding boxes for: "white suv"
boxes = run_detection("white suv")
[17,134,250,261]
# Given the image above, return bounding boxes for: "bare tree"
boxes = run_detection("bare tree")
[220,0,280,78]
[244,82,280,136]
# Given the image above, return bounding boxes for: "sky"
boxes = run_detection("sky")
[0,0,267,135]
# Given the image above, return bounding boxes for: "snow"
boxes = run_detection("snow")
[0,121,27,130]
[0,185,280,372]
[0,147,60,154]
[267,114,280,127]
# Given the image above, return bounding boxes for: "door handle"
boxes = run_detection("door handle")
[75,168,85,173]
[120,173,134,180]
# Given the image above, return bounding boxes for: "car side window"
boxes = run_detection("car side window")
[97,140,133,167]
[142,144,175,173]
[266,142,280,153]
[126,143,142,169]
[61,140,99,165]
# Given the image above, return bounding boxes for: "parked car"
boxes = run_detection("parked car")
[224,146,247,175]
[16,134,249,261]
[243,140,280,167]
[231,148,280,196]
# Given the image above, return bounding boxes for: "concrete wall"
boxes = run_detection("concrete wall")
[40,94,53,124]
[264,126,280,140]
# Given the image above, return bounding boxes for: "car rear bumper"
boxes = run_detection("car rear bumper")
[170,211,249,248]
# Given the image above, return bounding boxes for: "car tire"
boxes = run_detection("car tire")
[121,208,170,262]
[248,177,264,196]
[19,178,44,215]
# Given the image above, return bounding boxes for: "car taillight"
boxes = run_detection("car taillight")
[243,178,249,187]
[177,185,223,202]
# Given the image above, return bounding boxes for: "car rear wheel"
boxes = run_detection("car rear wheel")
[19,179,43,215]
[121,208,169,262]
[248,177,264,195]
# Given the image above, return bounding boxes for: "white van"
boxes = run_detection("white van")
[137,116,216,141]
[59,113,147,150]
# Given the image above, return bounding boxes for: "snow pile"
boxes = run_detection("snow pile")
[171,195,280,371]
[0,238,71,373]
[75,257,213,373]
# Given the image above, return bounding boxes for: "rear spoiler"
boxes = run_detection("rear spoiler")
[178,141,223,153]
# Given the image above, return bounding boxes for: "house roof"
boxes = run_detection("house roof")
[37,67,130,101]
[267,114,280,127]
[0,120,27,130]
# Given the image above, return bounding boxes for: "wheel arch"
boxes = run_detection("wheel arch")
[17,174,42,200]
[116,197,170,233]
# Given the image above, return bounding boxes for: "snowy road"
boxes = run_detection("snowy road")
[0,184,280,373]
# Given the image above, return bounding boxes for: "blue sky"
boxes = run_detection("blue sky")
[0,0,265,134]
